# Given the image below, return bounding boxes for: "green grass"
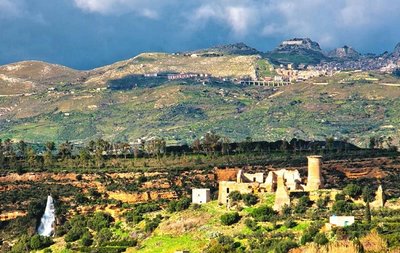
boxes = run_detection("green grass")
[130,234,207,253]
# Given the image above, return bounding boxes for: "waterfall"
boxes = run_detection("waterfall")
[37,195,56,237]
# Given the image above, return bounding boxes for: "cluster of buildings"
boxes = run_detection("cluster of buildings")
[191,155,386,229]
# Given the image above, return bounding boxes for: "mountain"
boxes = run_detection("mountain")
[267,38,328,65]
[1,43,400,146]
[0,61,83,95]
[328,45,360,60]
[392,43,400,57]
[185,42,261,56]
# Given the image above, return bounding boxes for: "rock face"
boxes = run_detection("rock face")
[269,38,327,65]
[328,46,360,60]
[276,38,322,52]
[393,43,400,57]
[189,42,260,56]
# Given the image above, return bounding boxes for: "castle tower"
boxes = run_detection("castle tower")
[306,155,323,191]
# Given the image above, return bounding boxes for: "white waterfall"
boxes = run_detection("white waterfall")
[37,195,56,237]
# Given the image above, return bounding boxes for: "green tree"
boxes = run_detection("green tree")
[202,132,221,156]
[364,201,371,224]
[314,232,329,245]
[332,200,353,215]
[80,231,93,247]
[251,205,276,222]
[343,183,362,199]
[27,147,37,168]
[362,186,375,203]
[43,150,53,168]
[220,212,240,226]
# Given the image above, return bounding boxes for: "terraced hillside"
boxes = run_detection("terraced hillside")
[0,53,400,147]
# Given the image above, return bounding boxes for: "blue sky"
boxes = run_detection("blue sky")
[1,0,400,70]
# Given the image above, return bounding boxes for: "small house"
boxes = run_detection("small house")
[329,215,354,227]
[192,188,210,204]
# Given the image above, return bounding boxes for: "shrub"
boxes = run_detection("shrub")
[228,191,242,202]
[88,212,113,232]
[144,215,163,233]
[242,193,258,206]
[275,239,298,253]
[314,232,329,245]
[168,198,191,212]
[332,200,353,215]
[343,184,362,199]
[65,226,88,242]
[295,196,311,214]
[96,228,113,246]
[251,206,276,222]
[335,193,346,201]
[362,186,375,203]
[29,235,52,250]
[220,212,240,226]
[80,231,93,247]
[245,218,259,231]
[284,218,297,229]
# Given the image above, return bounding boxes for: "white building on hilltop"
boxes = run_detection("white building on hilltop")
[192,188,211,204]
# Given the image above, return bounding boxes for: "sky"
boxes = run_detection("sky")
[1,0,400,70]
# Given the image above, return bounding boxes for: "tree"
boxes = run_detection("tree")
[202,132,221,155]
[295,196,311,214]
[191,138,202,154]
[43,151,53,168]
[364,201,371,223]
[369,137,376,149]
[343,184,362,199]
[27,147,36,168]
[58,141,73,159]
[314,232,329,245]
[79,148,91,168]
[45,141,55,152]
[362,186,375,203]
[251,206,276,222]
[332,200,353,215]
[228,191,242,202]
[326,136,334,151]
[17,140,28,159]
[221,137,231,155]
[220,212,240,226]
[80,231,93,247]
[242,193,258,206]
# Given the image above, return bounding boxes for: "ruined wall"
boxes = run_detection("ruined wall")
[218,181,253,204]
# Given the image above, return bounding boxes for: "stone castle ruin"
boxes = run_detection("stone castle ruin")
[218,155,385,211]
[218,156,325,211]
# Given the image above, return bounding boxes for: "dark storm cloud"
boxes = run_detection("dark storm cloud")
[0,0,400,69]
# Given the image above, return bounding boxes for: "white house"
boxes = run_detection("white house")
[329,215,355,227]
[192,188,211,204]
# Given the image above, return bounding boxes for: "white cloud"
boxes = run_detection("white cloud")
[0,0,24,18]
[73,0,174,18]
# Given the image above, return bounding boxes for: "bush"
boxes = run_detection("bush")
[332,200,353,215]
[314,232,329,245]
[220,212,240,226]
[88,212,113,232]
[242,193,258,206]
[245,218,259,231]
[343,184,362,199]
[80,231,93,247]
[283,218,297,229]
[335,193,346,201]
[275,239,298,253]
[168,198,191,212]
[29,235,53,250]
[65,226,88,242]
[145,214,163,233]
[228,191,242,202]
[294,196,311,214]
[251,206,276,222]
[96,228,113,246]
